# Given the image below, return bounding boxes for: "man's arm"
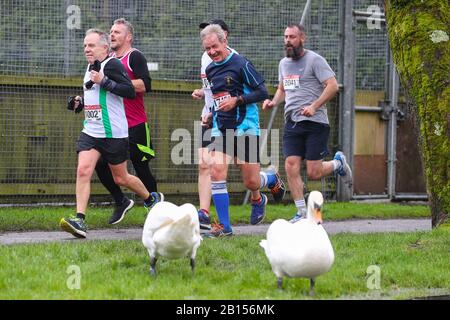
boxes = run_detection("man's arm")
[241,60,269,103]
[129,50,152,94]
[301,76,338,117]
[218,60,269,112]
[237,83,269,105]
[262,82,285,110]
[219,84,269,112]
[101,58,136,99]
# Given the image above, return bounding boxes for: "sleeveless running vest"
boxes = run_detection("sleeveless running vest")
[112,49,148,128]
[82,57,128,138]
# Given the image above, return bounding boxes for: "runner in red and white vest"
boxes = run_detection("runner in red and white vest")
[93,18,164,226]
[111,48,148,129]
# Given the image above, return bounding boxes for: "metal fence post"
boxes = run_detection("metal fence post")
[337,0,355,201]
[243,0,313,205]
[387,48,400,199]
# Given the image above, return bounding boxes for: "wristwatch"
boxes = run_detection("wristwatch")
[236,95,245,106]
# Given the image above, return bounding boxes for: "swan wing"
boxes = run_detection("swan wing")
[148,202,202,259]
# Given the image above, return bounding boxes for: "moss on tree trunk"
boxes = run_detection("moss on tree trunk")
[385,0,449,227]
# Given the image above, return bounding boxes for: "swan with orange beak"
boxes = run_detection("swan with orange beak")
[260,191,334,295]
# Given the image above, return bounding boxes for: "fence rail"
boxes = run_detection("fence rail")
[1,0,399,205]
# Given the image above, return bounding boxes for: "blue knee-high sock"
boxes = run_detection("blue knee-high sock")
[260,171,277,189]
[211,181,231,231]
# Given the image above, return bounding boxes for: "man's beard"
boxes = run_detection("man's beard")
[285,44,304,60]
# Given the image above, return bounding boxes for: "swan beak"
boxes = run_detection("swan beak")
[314,203,323,224]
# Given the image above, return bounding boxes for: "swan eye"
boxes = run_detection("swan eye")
[313,202,322,210]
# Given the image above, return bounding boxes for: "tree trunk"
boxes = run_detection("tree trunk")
[384,0,449,227]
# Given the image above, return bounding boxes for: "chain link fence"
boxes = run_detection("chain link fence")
[0,0,389,205]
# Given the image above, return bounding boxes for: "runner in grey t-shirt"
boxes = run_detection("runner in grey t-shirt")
[279,50,335,124]
[263,23,353,222]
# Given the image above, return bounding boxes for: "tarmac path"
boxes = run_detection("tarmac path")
[0,219,431,245]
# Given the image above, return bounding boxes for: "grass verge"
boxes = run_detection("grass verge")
[0,228,448,300]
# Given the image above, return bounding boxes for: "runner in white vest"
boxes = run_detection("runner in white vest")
[82,56,128,138]
[60,29,159,239]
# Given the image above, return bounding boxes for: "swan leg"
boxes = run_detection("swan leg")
[190,258,196,274]
[309,278,315,296]
[150,257,157,277]
[277,277,283,289]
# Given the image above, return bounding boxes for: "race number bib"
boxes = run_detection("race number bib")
[283,75,300,90]
[201,73,211,89]
[84,105,102,122]
[212,92,231,111]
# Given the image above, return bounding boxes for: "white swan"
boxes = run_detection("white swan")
[142,201,202,276]
[259,191,334,295]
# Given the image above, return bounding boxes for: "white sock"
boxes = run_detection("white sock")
[294,199,307,217]
[259,171,268,189]
[332,159,340,171]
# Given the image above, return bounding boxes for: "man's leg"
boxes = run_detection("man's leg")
[129,122,158,193]
[240,162,261,198]
[306,159,335,180]
[95,157,125,205]
[129,128,157,194]
[285,156,305,201]
[302,120,351,184]
[96,156,135,225]
[240,162,268,225]
[260,165,286,203]
[285,155,308,222]
[304,157,351,191]
[207,150,233,237]
[76,149,101,214]
[108,161,150,200]
[198,146,212,229]
[131,158,163,209]
[132,158,158,193]
[235,135,268,225]
[333,151,353,188]
[129,122,163,208]
[60,148,100,238]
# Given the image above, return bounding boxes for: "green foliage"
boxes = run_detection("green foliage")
[385,0,450,226]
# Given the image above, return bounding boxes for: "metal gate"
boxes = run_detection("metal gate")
[350,2,427,200]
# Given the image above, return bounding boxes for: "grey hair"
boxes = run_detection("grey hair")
[113,18,134,42]
[85,28,110,48]
[200,24,226,43]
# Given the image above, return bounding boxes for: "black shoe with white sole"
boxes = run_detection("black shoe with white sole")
[109,198,135,225]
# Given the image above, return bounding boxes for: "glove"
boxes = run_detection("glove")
[67,96,84,113]
[84,60,101,89]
